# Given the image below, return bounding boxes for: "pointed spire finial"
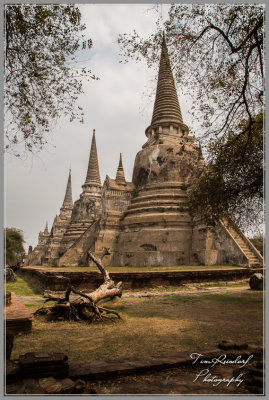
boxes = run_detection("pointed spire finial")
[62,169,73,208]
[44,222,49,234]
[151,35,183,126]
[84,129,101,186]
[145,33,188,138]
[116,153,126,185]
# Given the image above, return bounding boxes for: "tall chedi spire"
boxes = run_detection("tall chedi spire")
[115,153,126,185]
[145,33,189,140]
[61,169,73,211]
[44,222,49,234]
[58,129,103,261]
[82,129,101,192]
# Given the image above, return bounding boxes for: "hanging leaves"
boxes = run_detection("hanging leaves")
[4,4,97,156]
[118,4,264,143]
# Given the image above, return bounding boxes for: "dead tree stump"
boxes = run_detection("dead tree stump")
[35,249,123,323]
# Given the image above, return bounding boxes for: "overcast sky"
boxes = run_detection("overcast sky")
[5,4,197,251]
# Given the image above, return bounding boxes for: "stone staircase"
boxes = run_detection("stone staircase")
[221,218,264,268]
[62,220,93,241]
[58,220,101,266]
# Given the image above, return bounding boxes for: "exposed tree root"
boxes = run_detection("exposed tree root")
[35,248,123,323]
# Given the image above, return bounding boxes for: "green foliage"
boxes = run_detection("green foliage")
[5,4,97,156]
[5,227,25,266]
[119,4,264,141]
[188,112,264,228]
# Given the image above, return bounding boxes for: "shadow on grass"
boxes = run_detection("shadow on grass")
[11,289,263,364]
[6,271,41,296]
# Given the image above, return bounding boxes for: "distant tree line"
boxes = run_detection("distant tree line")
[5,228,25,266]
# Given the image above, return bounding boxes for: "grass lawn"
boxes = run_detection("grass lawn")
[10,286,263,364]
[28,264,244,273]
[6,275,41,297]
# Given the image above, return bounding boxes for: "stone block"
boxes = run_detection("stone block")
[22,379,45,394]
[60,378,75,394]
[19,352,68,379]
[5,293,32,336]
[74,379,86,393]
[38,377,63,394]
[249,273,263,290]
[68,363,106,380]
[19,352,68,367]
[105,362,137,376]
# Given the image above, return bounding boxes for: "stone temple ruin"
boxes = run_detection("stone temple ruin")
[25,37,263,268]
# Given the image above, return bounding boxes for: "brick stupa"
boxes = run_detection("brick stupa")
[25,38,263,269]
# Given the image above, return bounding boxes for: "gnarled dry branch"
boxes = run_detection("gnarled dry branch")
[34,248,123,323]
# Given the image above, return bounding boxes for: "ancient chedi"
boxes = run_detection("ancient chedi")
[25,36,263,268]
[26,170,73,265]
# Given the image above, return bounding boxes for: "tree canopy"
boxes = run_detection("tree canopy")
[119,4,264,141]
[188,112,264,230]
[5,227,25,266]
[5,4,96,156]
[118,4,264,228]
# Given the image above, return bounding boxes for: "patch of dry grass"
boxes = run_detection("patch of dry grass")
[11,291,263,364]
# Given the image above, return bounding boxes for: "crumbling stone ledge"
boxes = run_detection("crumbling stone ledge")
[19,266,264,292]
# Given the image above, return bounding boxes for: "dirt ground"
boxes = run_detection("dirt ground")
[87,364,253,395]
[6,361,261,395]
[11,289,263,365]
[6,276,264,395]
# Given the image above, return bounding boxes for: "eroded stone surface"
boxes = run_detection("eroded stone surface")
[23,36,264,269]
